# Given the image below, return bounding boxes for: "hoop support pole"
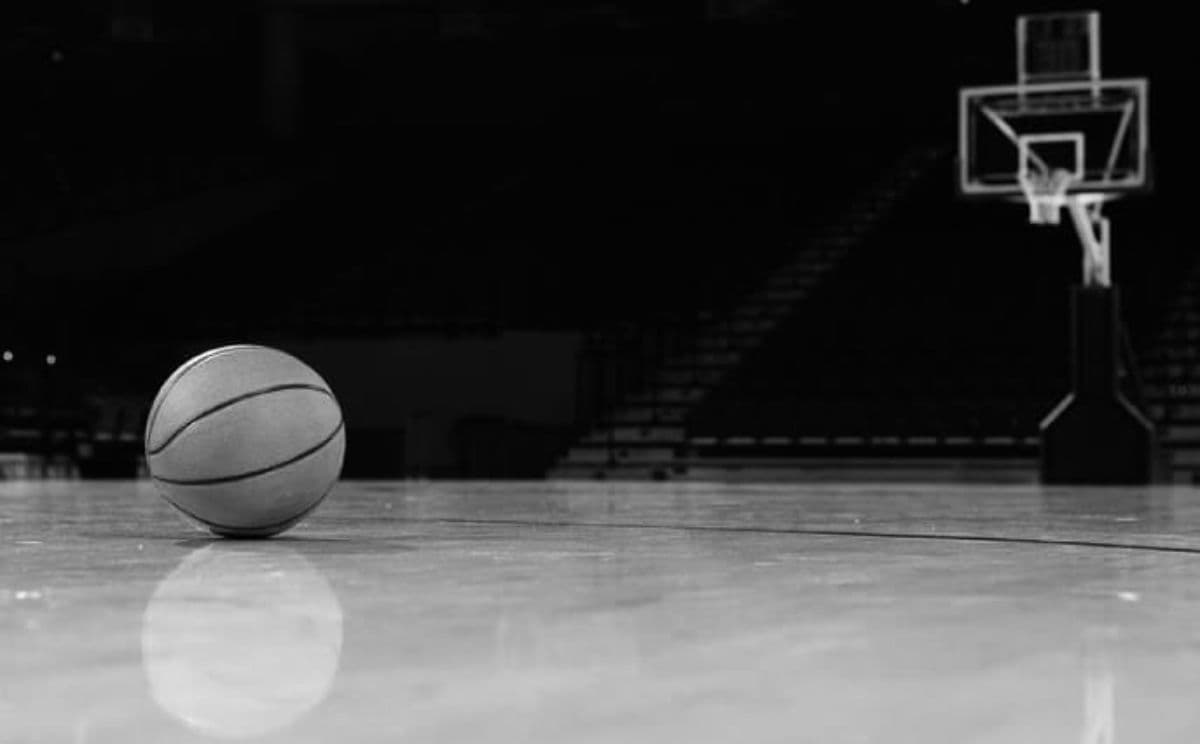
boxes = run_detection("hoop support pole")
[1066,195,1110,287]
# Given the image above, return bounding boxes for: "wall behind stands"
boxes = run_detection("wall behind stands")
[281,331,581,477]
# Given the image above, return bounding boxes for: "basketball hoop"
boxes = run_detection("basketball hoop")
[1019,167,1076,225]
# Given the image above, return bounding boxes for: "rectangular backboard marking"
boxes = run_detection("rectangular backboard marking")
[1018,133,1084,182]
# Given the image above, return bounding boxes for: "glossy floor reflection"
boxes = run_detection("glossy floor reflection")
[142,545,343,739]
[4,480,1200,742]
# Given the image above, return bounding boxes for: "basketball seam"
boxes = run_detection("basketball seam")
[144,345,262,449]
[146,383,335,456]
[151,419,344,486]
[167,484,332,535]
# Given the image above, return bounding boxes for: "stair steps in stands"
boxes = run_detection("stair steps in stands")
[548,144,947,480]
[1141,264,1200,483]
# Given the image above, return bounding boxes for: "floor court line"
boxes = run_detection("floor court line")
[397,515,1200,555]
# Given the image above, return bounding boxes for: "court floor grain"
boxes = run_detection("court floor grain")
[4,479,1200,743]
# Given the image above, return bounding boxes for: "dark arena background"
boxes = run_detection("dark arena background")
[1,1,1195,484]
[7,2,1200,742]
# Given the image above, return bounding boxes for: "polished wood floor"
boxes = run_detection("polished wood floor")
[4,479,1200,742]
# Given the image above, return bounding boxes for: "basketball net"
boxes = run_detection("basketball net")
[1020,168,1112,287]
[1019,167,1076,225]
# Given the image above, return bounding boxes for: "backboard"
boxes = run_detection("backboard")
[958,77,1149,200]
[957,10,1152,289]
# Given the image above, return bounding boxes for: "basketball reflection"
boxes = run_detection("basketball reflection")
[141,545,343,739]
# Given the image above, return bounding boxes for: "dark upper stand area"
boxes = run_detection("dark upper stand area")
[1,3,1193,478]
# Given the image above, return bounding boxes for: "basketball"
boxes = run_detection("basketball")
[144,345,346,538]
